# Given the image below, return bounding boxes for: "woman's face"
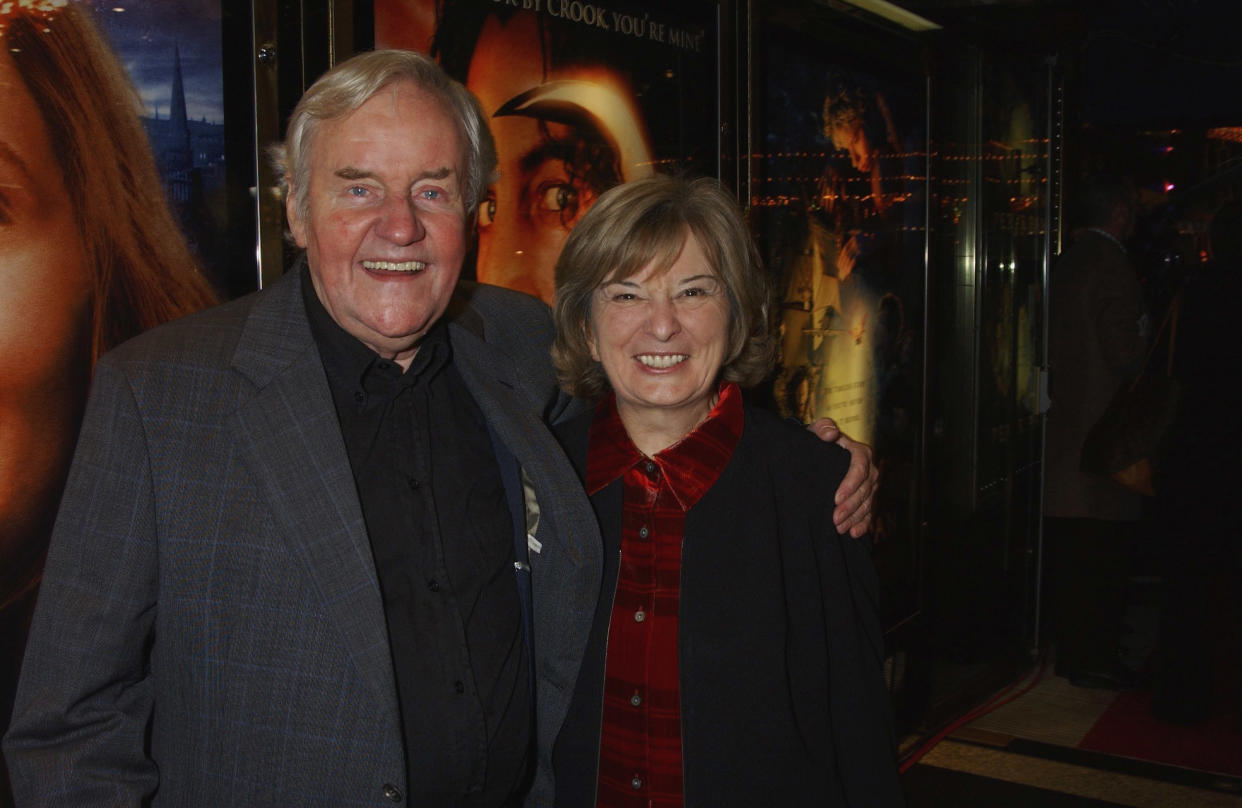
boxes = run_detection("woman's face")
[0,47,94,597]
[590,234,730,439]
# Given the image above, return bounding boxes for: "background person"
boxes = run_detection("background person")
[1043,171,1148,688]
[1149,201,1242,723]
[0,6,216,800]
[548,176,904,806]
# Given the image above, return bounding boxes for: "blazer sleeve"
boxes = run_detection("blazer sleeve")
[790,437,904,807]
[821,515,906,807]
[3,358,160,806]
[1093,252,1147,377]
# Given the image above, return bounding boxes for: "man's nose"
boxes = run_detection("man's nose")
[375,194,425,245]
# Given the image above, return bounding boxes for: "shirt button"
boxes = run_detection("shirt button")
[454,680,465,694]
[644,461,657,476]
[427,579,440,592]
[353,390,366,404]
[631,691,642,707]
[406,476,420,490]
[382,782,403,801]
[638,525,650,539]
[631,774,643,790]
[634,609,645,623]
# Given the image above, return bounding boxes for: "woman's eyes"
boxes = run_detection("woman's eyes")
[602,287,718,303]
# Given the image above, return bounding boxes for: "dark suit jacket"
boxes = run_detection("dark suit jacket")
[3,268,602,807]
[551,404,904,807]
[1044,229,1147,521]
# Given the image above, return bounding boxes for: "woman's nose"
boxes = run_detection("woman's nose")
[644,296,681,340]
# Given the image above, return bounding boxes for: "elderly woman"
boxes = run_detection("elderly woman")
[549,175,903,806]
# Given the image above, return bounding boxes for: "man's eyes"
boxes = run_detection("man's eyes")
[342,185,452,204]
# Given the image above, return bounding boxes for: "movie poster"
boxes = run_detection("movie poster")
[94,0,239,294]
[976,65,1047,491]
[375,0,721,304]
[752,19,926,624]
[1,5,228,801]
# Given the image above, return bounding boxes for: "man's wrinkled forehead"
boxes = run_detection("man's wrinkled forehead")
[307,80,468,169]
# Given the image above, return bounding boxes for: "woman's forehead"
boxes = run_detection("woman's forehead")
[601,233,719,286]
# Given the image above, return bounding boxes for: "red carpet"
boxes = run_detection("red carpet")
[1078,688,1242,777]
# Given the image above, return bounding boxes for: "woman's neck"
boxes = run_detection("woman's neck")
[616,396,717,458]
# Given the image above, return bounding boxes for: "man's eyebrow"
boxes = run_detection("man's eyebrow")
[334,167,375,182]
[333,166,455,182]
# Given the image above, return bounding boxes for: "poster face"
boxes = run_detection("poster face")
[753,19,926,625]
[376,0,721,303]
[1,6,228,795]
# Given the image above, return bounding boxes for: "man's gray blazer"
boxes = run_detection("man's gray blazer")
[3,268,601,806]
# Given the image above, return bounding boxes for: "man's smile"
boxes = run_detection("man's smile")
[361,260,427,272]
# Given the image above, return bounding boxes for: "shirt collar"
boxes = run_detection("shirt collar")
[301,264,451,406]
[586,382,744,512]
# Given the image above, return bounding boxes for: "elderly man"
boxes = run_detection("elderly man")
[4,50,874,807]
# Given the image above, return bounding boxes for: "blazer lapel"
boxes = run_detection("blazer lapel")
[447,311,603,735]
[229,270,397,707]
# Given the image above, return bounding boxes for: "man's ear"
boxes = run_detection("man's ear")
[286,179,308,248]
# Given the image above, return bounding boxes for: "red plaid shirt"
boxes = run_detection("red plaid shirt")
[585,383,744,808]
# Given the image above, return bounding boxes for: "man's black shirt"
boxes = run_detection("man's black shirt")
[303,273,531,806]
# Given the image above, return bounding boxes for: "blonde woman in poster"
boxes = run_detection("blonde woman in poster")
[0,4,216,796]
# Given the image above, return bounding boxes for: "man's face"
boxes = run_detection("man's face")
[287,80,469,366]
[467,13,596,303]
